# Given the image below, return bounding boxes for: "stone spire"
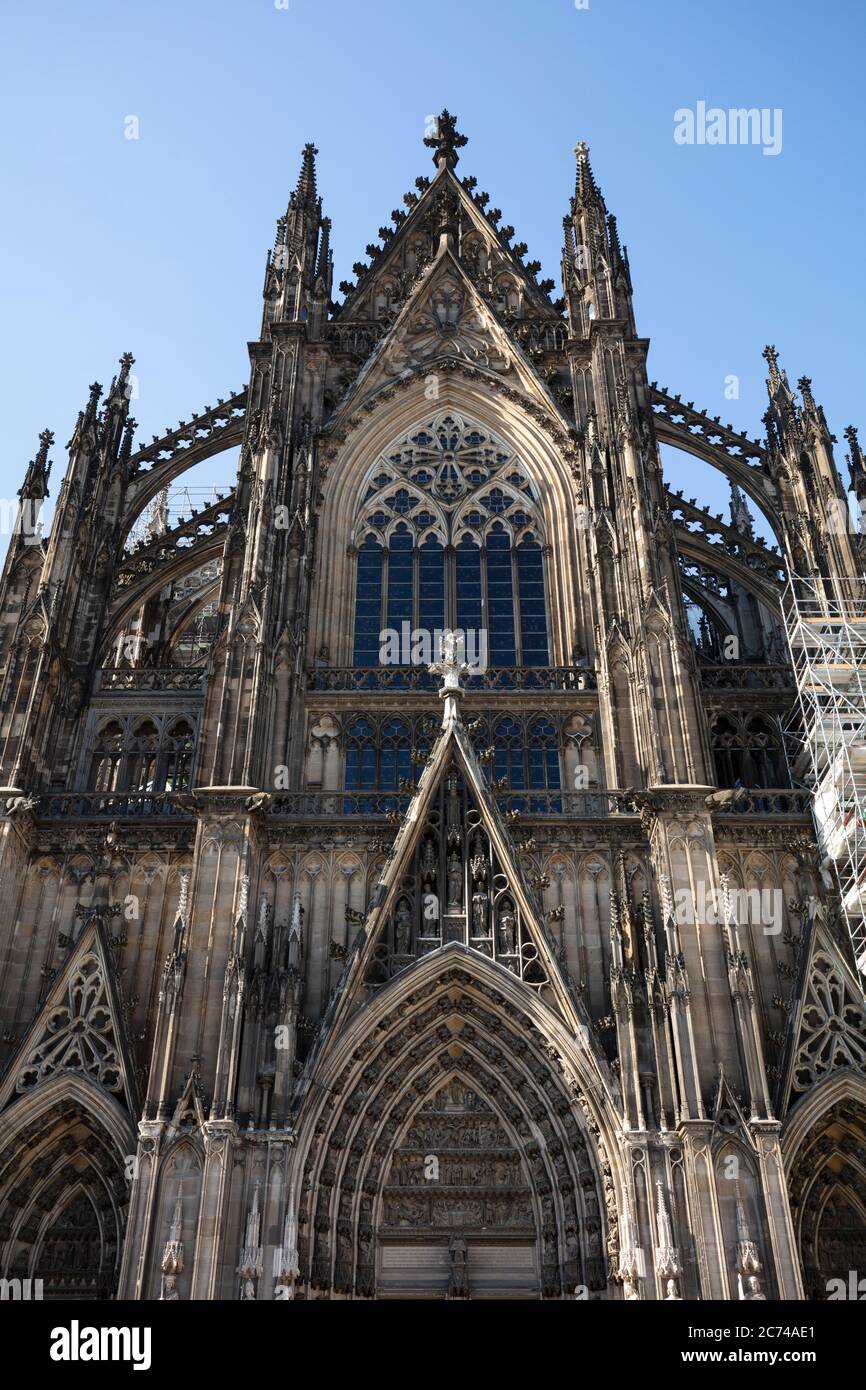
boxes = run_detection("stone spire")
[572,140,605,214]
[654,1180,681,1296]
[729,482,755,538]
[274,1192,300,1300]
[159,1190,184,1299]
[143,486,169,543]
[292,141,319,213]
[263,142,328,329]
[564,142,634,337]
[735,1197,765,1299]
[315,214,332,283]
[18,429,53,504]
[845,424,866,495]
[239,1181,264,1299]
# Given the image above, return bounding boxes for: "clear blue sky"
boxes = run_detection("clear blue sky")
[1,0,863,550]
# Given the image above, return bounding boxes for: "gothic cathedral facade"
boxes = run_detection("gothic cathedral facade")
[1,115,864,1301]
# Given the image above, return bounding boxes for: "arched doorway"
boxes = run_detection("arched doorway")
[378,1072,541,1298]
[785,1082,866,1299]
[36,1187,115,1300]
[0,1079,131,1300]
[294,955,619,1300]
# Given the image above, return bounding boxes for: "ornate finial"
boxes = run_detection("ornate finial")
[316,215,332,280]
[762,344,780,385]
[294,143,319,202]
[797,375,815,410]
[19,428,54,503]
[84,382,103,425]
[424,110,468,170]
[239,1181,264,1300]
[719,871,734,927]
[238,873,250,923]
[658,873,674,923]
[429,629,472,728]
[845,424,864,481]
[729,482,755,539]
[735,1198,763,1282]
[143,485,169,543]
[274,1192,300,1300]
[255,891,271,948]
[572,140,602,209]
[160,1189,184,1299]
[654,1181,680,1289]
[176,867,191,924]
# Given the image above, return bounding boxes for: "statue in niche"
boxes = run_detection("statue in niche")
[420,838,437,890]
[623,1279,640,1301]
[446,1234,470,1298]
[447,852,462,909]
[745,1275,766,1300]
[394,900,412,956]
[497,901,517,954]
[664,1278,681,1300]
[470,833,488,886]
[471,891,487,935]
[160,1273,180,1301]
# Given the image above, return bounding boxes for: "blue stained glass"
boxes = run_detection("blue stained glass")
[353,537,383,665]
[486,526,516,665]
[455,535,483,635]
[419,535,445,635]
[386,489,413,514]
[386,526,414,652]
[517,537,549,665]
[352,427,554,680]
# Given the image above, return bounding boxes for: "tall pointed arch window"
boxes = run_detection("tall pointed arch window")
[351,414,551,670]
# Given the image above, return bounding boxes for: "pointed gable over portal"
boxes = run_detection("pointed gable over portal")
[304,635,595,1070]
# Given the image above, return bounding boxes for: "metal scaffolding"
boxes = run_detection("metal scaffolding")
[784,576,866,985]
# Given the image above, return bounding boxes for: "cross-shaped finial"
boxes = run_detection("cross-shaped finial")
[424,110,468,170]
[430,629,472,726]
[762,344,780,384]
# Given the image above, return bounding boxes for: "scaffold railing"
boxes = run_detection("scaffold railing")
[783,576,866,984]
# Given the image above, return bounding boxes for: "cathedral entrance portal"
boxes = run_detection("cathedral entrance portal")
[295,956,614,1301]
[377,1076,540,1299]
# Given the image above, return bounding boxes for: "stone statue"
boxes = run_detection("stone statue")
[446,1234,470,1299]
[394,900,412,955]
[421,839,437,890]
[160,1273,180,1301]
[471,891,487,935]
[623,1279,640,1301]
[255,891,271,947]
[664,1278,681,1300]
[497,902,517,954]
[447,852,462,909]
[745,1275,766,1300]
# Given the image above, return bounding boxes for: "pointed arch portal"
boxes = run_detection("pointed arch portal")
[294,954,616,1300]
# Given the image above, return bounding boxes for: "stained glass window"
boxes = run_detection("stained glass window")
[351,413,551,668]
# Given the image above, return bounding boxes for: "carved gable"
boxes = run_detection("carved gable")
[0,919,139,1116]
